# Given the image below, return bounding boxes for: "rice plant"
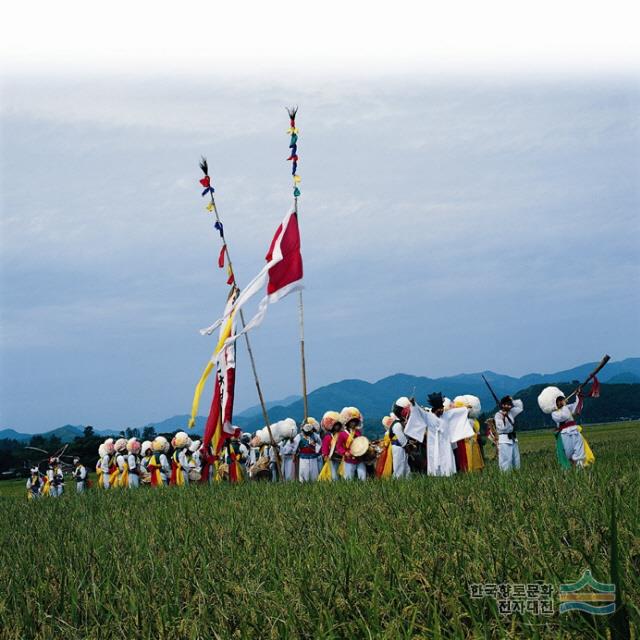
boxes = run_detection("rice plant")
[0,422,638,639]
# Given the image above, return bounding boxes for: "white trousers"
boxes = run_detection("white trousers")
[103,474,111,489]
[342,461,367,480]
[561,431,586,466]
[498,441,521,471]
[128,474,140,488]
[76,481,85,494]
[282,456,296,481]
[298,457,320,482]
[50,485,64,497]
[392,446,410,478]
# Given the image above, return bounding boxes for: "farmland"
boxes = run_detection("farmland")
[0,422,638,639]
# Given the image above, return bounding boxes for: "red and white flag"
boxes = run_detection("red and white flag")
[200,210,303,353]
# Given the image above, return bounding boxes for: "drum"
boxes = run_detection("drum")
[350,436,370,458]
[351,436,377,463]
[188,469,201,482]
[141,473,152,484]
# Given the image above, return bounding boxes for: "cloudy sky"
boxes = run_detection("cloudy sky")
[1,2,639,432]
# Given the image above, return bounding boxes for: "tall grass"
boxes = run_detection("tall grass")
[0,423,638,639]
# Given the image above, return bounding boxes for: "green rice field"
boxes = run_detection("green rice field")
[0,421,638,639]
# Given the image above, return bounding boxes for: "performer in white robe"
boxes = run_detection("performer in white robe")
[388,398,412,478]
[73,457,87,493]
[170,432,191,486]
[126,438,141,488]
[292,419,322,482]
[47,457,65,497]
[494,396,524,472]
[280,435,297,481]
[538,386,593,468]
[114,438,128,488]
[140,440,153,475]
[188,439,202,480]
[101,438,118,488]
[26,466,43,499]
[340,407,367,480]
[405,393,463,477]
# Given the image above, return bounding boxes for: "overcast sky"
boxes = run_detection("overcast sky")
[1,3,639,432]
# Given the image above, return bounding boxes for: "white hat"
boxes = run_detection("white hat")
[453,395,482,418]
[141,440,153,456]
[153,436,169,452]
[538,386,564,414]
[173,431,190,448]
[104,438,115,454]
[127,438,141,453]
[114,438,127,452]
[98,443,107,457]
[340,407,363,426]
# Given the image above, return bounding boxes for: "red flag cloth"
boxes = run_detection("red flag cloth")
[203,355,236,456]
[200,176,211,188]
[218,245,226,269]
[265,212,303,296]
[589,376,601,398]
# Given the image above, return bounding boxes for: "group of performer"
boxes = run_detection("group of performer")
[25,384,596,498]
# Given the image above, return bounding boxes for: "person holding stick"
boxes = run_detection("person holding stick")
[494,396,524,472]
[538,385,596,468]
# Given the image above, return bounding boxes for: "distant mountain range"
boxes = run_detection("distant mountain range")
[2,357,638,441]
[233,357,640,430]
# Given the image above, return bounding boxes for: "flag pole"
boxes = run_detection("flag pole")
[199,162,283,478]
[287,107,310,423]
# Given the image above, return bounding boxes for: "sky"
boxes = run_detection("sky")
[1,2,639,433]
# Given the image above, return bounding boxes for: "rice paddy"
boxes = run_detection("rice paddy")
[0,422,638,639]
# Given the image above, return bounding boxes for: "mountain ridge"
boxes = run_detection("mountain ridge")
[2,357,638,438]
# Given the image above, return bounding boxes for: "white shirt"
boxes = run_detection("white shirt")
[101,454,112,473]
[551,400,580,435]
[127,453,138,473]
[494,399,524,443]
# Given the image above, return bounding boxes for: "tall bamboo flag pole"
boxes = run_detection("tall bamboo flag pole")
[287,107,309,422]
[198,160,283,477]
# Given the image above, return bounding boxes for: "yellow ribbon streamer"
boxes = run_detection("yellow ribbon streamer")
[188,313,234,428]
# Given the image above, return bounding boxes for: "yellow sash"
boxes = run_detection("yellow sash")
[577,426,595,466]
[381,432,394,478]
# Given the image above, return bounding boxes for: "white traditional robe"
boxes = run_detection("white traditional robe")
[127,453,139,488]
[292,432,321,482]
[551,400,586,465]
[405,404,463,476]
[280,438,296,481]
[74,464,87,493]
[495,399,524,471]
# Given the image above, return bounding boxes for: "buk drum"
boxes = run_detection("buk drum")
[350,436,377,463]
[188,469,201,483]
